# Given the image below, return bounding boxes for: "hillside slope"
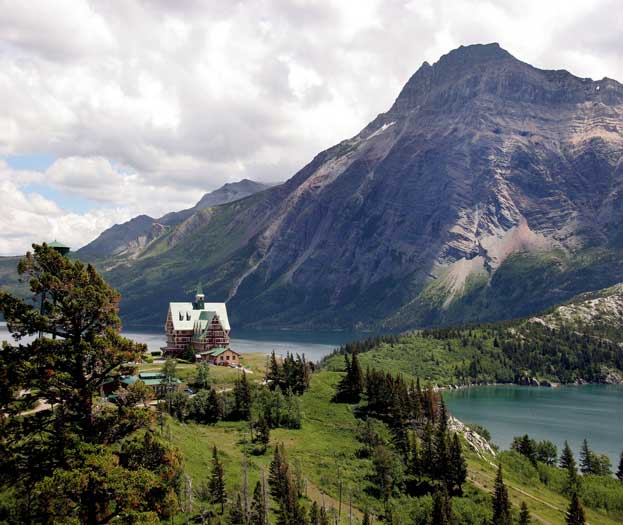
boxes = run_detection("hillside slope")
[95,43,623,329]
[324,282,623,386]
[77,179,273,261]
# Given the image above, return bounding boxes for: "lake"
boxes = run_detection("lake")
[444,384,623,465]
[0,323,353,363]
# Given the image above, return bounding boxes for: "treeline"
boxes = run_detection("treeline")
[421,321,623,384]
[162,352,311,453]
[320,334,401,366]
[333,351,469,521]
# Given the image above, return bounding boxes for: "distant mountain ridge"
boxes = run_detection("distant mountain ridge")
[77,179,273,260]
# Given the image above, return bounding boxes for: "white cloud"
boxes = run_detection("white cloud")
[0,164,134,255]
[0,0,622,254]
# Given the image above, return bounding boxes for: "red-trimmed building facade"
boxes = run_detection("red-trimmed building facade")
[163,287,231,357]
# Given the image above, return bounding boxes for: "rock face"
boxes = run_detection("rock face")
[102,43,623,329]
[78,179,272,260]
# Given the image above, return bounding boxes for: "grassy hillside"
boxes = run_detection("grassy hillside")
[163,370,623,524]
[322,307,623,386]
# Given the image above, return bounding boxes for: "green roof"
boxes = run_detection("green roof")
[201,347,236,357]
[139,372,164,379]
[122,374,180,386]
[47,240,70,249]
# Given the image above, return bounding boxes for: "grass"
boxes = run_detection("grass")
[138,352,268,390]
[163,370,623,524]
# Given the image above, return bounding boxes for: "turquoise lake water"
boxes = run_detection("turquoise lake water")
[444,384,623,465]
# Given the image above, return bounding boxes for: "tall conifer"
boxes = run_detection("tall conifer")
[209,446,227,514]
[617,450,623,482]
[565,492,586,525]
[518,501,531,525]
[491,464,512,525]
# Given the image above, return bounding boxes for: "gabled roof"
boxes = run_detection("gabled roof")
[200,347,239,357]
[168,302,230,331]
[48,240,70,249]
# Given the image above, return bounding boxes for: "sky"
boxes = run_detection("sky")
[1,0,622,255]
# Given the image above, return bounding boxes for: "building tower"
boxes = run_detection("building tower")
[193,282,205,310]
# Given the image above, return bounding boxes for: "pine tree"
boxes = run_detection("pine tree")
[268,443,305,525]
[362,509,371,525]
[251,474,268,525]
[334,351,364,403]
[433,401,450,480]
[422,421,435,476]
[309,501,320,525]
[518,501,531,525]
[491,464,512,525]
[617,450,623,482]
[209,446,227,514]
[234,371,252,420]
[227,493,245,525]
[207,388,224,423]
[252,415,270,453]
[560,441,575,470]
[560,441,579,495]
[266,351,283,390]
[448,433,467,495]
[579,439,592,475]
[430,486,453,525]
[565,492,586,525]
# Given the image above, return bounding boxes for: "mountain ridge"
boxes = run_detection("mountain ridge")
[31,44,623,329]
[77,178,274,261]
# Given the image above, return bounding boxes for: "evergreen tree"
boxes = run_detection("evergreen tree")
[617,450,623,482]
[560,441,575,469]
[266,351,283,389]
[433,401,450,480]
[430,486,453,525]
[250,478,268,525]
[333,351,364,403]
[518,501,531,525]
[253,415,271,453]
[491,464,512,525]
[234,371,252,420]
[362,509,371,525]
[565,492,586,525]
[448,433,467,495]
[309,501,320,525]
[579,439,592,475]
[0,244,183,522]
[209,446,227,514]
[560,442,579,495]
[422,422,435,476]
[207,388,225,423]
[227,493,245,525]
[268,443,305,525]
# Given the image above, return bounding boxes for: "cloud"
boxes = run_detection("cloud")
[1,0,622,254]
[0,162,134,255]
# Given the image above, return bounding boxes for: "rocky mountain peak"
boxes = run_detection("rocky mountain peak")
[391,43,623,114]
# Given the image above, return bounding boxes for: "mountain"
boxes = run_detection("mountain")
[77,179,273,260]
[93,43,623,328]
